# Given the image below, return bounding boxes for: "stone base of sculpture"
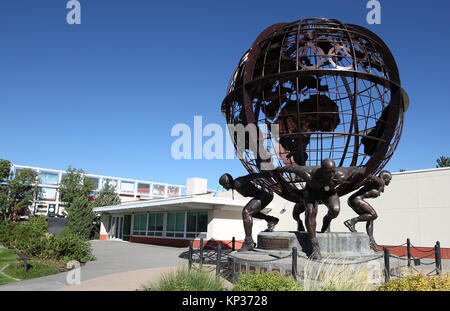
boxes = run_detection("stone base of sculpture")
[227,231,402,288]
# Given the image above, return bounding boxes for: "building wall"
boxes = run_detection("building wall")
[214,188,297,232]
[208,209,262,242]
[119,209,246,248]
[325,168,450,249]
[99,214,109,240]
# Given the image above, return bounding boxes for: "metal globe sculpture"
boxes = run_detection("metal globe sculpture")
[221,18,409,203]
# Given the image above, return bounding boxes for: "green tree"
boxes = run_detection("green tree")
[0,159,12,222]
[59,166,96,239]
[436,156,450,168]
[59,166,95,210]
[89,181,121,238]
[0,159,11,181]
[90,180,121,207]
[0,159,38,223]
[67,196,96,239]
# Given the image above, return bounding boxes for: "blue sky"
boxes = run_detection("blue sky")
[0,0,449,189]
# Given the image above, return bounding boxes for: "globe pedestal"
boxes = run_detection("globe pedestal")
[257,231,373,257]
[227,231,402,288]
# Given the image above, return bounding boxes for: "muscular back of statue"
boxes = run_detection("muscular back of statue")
[233,177,272,199]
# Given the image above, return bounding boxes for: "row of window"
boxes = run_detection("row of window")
[35,183,180,197]
[133,211,208,238]
[32,184,182,201]
[14,169,182,197]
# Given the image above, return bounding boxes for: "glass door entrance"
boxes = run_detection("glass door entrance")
[109,215,124,240]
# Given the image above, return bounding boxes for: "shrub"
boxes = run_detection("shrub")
[0,221,21,248]
[376,274,450,291]
[0,216,94,263]
[142,266,226,291]
[41,230,95,263]
[0,216,48,256]
[24,215,48,234]
[57,225,77,237]
[232,272,303,291]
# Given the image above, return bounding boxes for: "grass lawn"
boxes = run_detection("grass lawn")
[0,248,67,285]
[0,248,20,285]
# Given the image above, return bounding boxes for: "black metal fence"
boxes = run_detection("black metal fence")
[186,238,236,276]
[184,237,444,284]
[382,239,443,282]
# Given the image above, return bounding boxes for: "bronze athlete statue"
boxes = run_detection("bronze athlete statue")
[219,173,279,252]
[278,158,365,259]
[344,170,392,252]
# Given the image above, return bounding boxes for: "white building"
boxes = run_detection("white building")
[10,164,185,218]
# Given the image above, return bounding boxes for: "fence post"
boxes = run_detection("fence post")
[292,247,298,281]
[384,247,390,283]
[407,238,411,268]
[435,241,442,275]
[199,238,204,270]
[188,240,193,271]
[232,237,235,252]
[216,243,222,276]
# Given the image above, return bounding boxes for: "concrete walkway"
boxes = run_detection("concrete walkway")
[0,240,187,291]
[59,265,234,291]
[60,266,179,291]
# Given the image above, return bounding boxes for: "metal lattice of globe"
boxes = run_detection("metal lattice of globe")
[221,18,409,203]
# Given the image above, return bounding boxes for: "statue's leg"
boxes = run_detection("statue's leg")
[239,198,262,251]
[253,212,278,232]
[345,197,377,233]
[292,203,300,222]
[305,200,321,260]
[356,200,377,222]
[321,194,340,233]
[242,198,263,236]
[292,203,306,231]
[344,196,363,232]
[366,220,381,252]
[305,201,317,238]
[251,192,278,232]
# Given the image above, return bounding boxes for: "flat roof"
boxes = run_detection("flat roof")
[391,166,450,176]
[93,194,248,214]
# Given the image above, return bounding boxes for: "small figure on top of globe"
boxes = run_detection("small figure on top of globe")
[221,18,408,258]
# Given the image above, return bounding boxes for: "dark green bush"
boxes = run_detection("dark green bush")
[233,272,303,291]
[24,215,48,234]
[44,231,94,263]
[0,216,94,263]
[57,225,78,237]
[376,274,450,291]
[0,216,48,256]
[0,221,20,248]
